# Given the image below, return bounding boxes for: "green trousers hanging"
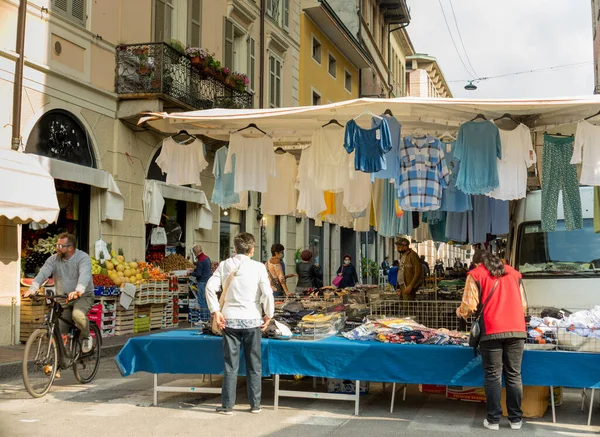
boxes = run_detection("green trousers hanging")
[541,135,582,232]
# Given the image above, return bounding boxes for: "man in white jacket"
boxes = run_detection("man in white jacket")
[205,232,274,415]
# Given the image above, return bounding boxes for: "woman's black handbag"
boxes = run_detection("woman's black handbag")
[469,279,499,354]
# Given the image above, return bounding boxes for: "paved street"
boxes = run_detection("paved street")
[0,359,598,437]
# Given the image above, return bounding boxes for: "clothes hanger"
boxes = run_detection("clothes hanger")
[172,130,197,142]
[493,113,520,124]
[322,119,343,128]
[235,123,267,135]
[470,113,487,121]
[584,110,600,121]
[439,130,456,141]
[274,146,286,154]
[412,127,426,138]
[384,108,393,116]
[353,109,382,120]
[544,132,573,138]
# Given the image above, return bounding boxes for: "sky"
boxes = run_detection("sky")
[405,0,594,98]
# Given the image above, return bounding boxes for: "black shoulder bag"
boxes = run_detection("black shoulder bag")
[468,279,499,355]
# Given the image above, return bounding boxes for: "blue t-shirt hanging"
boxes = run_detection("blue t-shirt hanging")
[371,115,401,180]
[454,120,501,195]
[440,141,472,213]
[344,118,392,173]
[211,145,240,208]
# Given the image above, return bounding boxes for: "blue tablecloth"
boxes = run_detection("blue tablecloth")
[268,336,600,389]
[115,329,271,377]
[115,331,600,389]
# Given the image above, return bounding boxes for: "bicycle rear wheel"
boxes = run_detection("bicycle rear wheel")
[23,328,58,398]
[73,323,101,384]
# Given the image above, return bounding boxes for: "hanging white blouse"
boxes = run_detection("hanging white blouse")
[571,120,600,185]
[155,137,208,186]
[487,123,536,200]
[310,126,351,193]
[224,133,277,193]
[261,152,298,216]
[343,153,372,214]
[296,146,326,218]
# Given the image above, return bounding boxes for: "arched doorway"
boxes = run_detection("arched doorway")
[22,110,96,275]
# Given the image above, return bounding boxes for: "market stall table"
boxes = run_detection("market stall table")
[115,329,270,405]
[268,336,600,419]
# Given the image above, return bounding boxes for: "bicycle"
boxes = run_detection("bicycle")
[22,288,102,398]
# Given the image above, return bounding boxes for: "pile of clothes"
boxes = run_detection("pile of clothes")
[526,306,600,350]
[342,318,469,346]
[296,313,346,340]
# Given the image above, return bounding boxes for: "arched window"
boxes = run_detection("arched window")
[25,109,96,168]
[147,147,166,182]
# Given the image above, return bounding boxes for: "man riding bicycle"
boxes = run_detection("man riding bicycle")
[23,233,95,353]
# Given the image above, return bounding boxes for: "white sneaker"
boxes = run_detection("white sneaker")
[483,419,499,431]
[510,420,523,430]
[81,336,93,353]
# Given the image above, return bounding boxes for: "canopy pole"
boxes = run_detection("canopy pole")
[11,0,27,150]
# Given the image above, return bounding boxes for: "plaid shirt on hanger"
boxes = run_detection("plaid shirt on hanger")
[396,135,450,211]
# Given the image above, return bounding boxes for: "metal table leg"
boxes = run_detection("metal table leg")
[354,380,360,416]
[154,374,158,406]
[550,386,556,423]
[588,388,595,427]
[274,374,280,411]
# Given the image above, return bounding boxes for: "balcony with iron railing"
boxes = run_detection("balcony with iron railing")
[115,42,253,110]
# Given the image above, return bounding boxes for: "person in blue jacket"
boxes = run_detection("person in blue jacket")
[336,254,358,288]
[388,260,399,289]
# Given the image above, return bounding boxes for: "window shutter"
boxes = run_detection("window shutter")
[165,0,173,41]
[51,0,86,27]
[282,0,289,30]
[154,0,166,41]
[223,17,235,70]
[247,37,256,91]
[188,0,202,47]
[71,0,86,26]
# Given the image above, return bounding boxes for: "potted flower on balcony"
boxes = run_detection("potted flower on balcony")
[186,47,209,68]
[227,72,250,93]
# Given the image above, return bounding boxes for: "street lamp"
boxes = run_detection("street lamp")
[464,81,477,91]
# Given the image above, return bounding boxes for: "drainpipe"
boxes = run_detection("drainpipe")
[387,23,408,98]
[11,0,28,150]
[259,0,265,109]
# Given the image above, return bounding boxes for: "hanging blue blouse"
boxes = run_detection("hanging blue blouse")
[344,118,392,173]
[211,146,240,208]
[371,115,401,181]
[454,120,501,195]
[440,141,473,212]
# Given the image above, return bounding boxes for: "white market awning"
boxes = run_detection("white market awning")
[138,96,600,144]
[0,149,60,224]
[33,156,125,221]
[143,180,212,230]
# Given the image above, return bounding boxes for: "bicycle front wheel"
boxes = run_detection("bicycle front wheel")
[73,323,101,384]
[23,328,58,398]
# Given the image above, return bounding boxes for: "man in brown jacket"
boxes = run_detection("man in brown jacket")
[394,237,423,300]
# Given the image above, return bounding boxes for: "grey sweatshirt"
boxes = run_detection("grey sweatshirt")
[30,250,94,296]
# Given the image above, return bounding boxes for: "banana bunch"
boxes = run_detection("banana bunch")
[91,257,102,274]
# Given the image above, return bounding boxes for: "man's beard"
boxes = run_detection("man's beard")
[57,252,66,259]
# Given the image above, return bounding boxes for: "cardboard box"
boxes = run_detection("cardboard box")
[446,386,487,402]
[501,386,549,418]
[419,384,446,395]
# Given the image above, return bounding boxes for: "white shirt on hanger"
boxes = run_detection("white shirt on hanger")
[155,137,208,186]
[487,123,536,200]
[261,152,298,216]
[296,146,326,218]
[224,132,277,193]
[310,125,351,193]
[343,153,372,214]
[571,120,600,185]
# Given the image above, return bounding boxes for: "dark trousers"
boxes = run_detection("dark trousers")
[222,327,262,409]
[480,338,525,424]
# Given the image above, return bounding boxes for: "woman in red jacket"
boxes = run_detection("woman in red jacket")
[457,250,527,431]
